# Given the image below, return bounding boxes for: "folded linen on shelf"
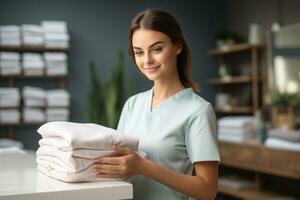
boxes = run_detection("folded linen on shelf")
[268,128,300,142]
[0,109,20,123]
[265,137,300,152]
[44,52,67,61]
[0,25,20,32]
[37,122,139,150]
[41,21,67,33]
[0,52,21,60]
[218,116,254,129]
[23,108,45,123]
[0,60,21,69]
[22,86,46,99]
[0,38,21,46]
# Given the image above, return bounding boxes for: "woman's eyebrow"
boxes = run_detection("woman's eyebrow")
[133,41,164,50]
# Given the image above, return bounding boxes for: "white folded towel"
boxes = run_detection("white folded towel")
[265,137,300,152]
[218,116,254,129]
[37,145,116,172]
[37,121,139,150]
[37,160,120,183]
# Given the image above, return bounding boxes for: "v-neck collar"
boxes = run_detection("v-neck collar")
[147,87,193,113]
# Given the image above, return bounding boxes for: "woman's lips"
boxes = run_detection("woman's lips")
[143,66,160,73]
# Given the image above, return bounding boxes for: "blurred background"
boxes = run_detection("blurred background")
[0,0,300,199]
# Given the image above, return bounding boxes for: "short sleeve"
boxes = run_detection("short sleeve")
[117,99,130,133]
[185,103,220,163]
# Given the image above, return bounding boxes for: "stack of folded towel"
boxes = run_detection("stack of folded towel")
[265,128,300,151]
[0,25,21,47]
[21,24,44,47]
[36,121,139,182]
[22,53,45,76]
[0,51,21,75]
[42,21,69,49]
[0,87,21,124]
[44,52,68,76]
[218,116,255,142]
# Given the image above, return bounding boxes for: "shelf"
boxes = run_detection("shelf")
[219,140,300,180]
[0,45,69,52]
[218,184,281,200]
[0,75,67,79]
[208,43,265,56]
[214,106,254,113]
[208,76,263,85]
[208,76,253,85]
[0,122,43,127]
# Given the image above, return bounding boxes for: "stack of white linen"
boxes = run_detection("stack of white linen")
[47,89,70,107]
[0,109,20,124]
[36,121,139,182]
[46,108,69,121]
[42,21,69,49]
[0,25,21,47]
[22,53,45,76]
[22,86,46,123]
[0,87,20,108]
[44,52,68,76]
[22,86,46,107]
[21,24,44,47]
[218,116,255,142]
[265,128,300,152]
[0,87,21,124]
[0,51,21,75]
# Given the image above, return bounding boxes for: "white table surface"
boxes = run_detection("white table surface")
[0,153,132,200]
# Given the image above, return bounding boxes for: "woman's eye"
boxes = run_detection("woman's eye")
[134,51,144,56]
[152,47,162,53]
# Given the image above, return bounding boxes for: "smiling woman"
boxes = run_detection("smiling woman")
[93,9,220,200]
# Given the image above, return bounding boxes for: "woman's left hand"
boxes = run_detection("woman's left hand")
[93,146,144,178]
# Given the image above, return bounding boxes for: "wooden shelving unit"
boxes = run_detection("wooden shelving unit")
[214,106,254,114]
[208,43,267,115]
[218,140,300,199]
[0,45,69,52]
[0,45,69,138]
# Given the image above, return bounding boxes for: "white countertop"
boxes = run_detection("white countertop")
[0,153,132,200]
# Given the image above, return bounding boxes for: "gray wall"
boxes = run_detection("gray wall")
[226,0,300,42]
[0,0,225,150]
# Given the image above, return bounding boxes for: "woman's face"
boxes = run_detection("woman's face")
[132,28,181,81]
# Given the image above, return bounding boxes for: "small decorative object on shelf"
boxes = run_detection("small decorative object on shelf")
[215,30,239,50]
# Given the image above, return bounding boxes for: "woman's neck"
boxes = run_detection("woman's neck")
[152,75,185,101]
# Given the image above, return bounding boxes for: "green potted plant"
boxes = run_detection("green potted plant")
[85,50,133,128]
[269,88,300,128]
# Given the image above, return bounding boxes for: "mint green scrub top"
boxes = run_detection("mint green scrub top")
[117,88,220,200]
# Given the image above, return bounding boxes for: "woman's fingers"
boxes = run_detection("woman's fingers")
[95,156,122,164]
[93,163,123,171]
[113,146,132,155]
[97,173,122,179]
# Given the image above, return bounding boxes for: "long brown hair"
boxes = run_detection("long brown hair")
[128,9,199,91]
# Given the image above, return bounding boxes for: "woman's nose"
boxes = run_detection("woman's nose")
[144,52,154,64]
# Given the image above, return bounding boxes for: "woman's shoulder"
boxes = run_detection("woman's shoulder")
[184,89,212,111]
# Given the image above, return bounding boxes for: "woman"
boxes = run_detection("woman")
[93,9,220,200]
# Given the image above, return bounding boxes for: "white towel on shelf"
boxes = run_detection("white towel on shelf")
[37,121,139,150]
[218,116,254,129]
[265,137,300,152]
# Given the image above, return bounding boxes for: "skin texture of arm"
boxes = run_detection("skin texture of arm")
[93,146,218,200]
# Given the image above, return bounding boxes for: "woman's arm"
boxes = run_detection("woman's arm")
[93,146,218,200]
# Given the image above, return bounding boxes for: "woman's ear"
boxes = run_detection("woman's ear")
[175,43,182,55]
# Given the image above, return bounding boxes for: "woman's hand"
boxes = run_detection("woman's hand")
[93,146,145,178]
